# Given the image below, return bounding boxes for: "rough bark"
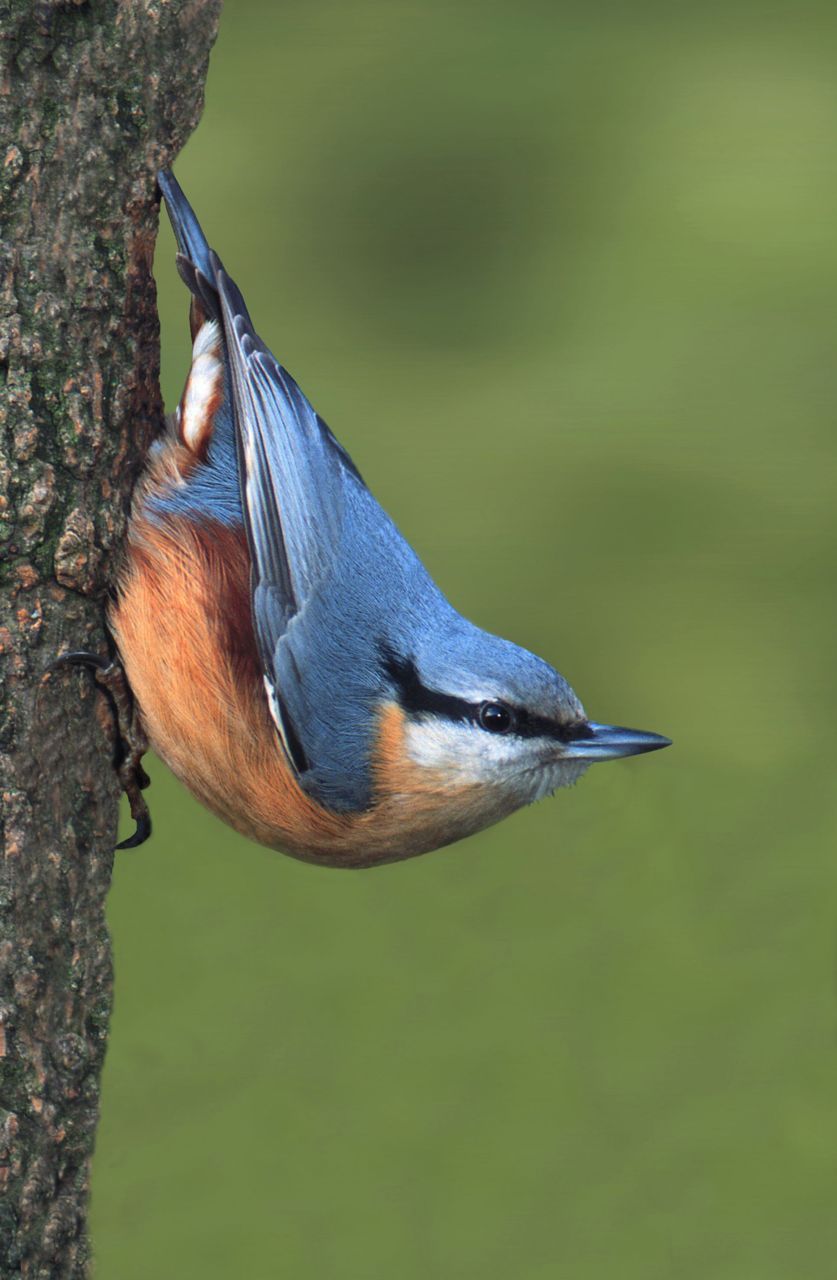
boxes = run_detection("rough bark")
[0,2,221,1273]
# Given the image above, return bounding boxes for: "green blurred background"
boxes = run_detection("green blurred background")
[91,2,837,1276]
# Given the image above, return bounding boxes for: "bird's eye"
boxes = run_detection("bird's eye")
[478,701,514,734]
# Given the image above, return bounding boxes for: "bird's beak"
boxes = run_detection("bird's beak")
[562,723,672,762]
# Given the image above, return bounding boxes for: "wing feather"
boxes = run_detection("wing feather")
[214,259,350,663]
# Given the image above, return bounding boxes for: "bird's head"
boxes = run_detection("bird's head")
[378,616,669,825]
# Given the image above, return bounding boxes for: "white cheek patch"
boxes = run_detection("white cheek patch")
[179,320,223,456]
[405,718,484,783]
[404,717,591,806]
[405,718,530,785]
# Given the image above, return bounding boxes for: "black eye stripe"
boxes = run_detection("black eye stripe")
[380,648,475,723]
[514,707,593,743]
[379,647,589,745]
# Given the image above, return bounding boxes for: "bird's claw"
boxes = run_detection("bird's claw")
[47,650,152,850]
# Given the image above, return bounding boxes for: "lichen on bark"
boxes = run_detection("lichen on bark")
[0,2,221,1273]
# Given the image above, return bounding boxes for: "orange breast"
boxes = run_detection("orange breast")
[111,507,486,867]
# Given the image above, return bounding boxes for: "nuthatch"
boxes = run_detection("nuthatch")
[103,171,669,867]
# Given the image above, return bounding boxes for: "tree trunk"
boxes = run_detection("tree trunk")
[0,2,221,1273]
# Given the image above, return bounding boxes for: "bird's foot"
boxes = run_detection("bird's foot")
[48,651,152,849]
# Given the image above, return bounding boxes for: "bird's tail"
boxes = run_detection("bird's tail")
[157,169,221,324]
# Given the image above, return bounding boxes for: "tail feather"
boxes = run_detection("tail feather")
[158,169,220,321]
[158,170,213,278]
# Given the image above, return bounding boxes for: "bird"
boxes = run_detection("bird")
[101,169,670,868]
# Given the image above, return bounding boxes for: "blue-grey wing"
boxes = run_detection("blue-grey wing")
[215,259,360,635]
[214,260,372,783]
